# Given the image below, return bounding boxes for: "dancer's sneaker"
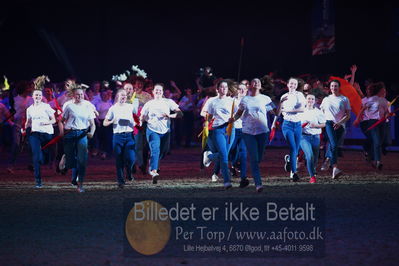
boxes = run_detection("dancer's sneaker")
[150,171,159,184]
[332,167,342,179]
[203,151,212,167]
[284,155,291,172]
[6,167,14,174]
[290,172,299,182]
[309,176,316,183]
[77,186,85,193]
[224,182,232,190]
[376,161,383,171]
[239,178,249,188]
[256,186,264,193]
[35,184,43,188]
[320,158,330,171]
[211,174,219,182]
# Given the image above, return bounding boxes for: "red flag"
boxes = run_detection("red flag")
[208,118,215,130]
[41,135,62,150]
[54,99,63,119]
[269,121,280,143]
[302,122,309,128]
[366,107,399,131]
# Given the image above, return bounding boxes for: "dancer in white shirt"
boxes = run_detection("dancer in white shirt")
[140,83,182,184]
[62,84,96,192]
[230,78,274,192]
[299,94,326,183]
[320,80,351,179]
[104,89,139,188]
[24,78,56,188]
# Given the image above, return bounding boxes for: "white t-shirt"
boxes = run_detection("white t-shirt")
[200,96,218,118]
[208,97,236,128]
[141,98,179,134]
[320,95,351,123]
[233,97,243,129]
[300,108,326,135]
[105,102,139,133]
[361,97,370,121]
[63,101,96,130]
[281,91,306,122]
[363,96,388,120]
[238,94,273,135]
[26,103,55,134]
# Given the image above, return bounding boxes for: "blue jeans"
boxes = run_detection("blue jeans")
[243,133,267,187]
[367,119,382,161]
[207,124,235,184]
[206,133,220,175]
[360,120,371,154]
[64,130,88,183]
[300,134,320,177]
[325,121,344,166]
[282,120,302,173]
[146,128,169,171]
[29,132,52,185]
[113,132,136,184]
[229,128,247,179]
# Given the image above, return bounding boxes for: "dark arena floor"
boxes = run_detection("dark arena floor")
[1,146,398,265]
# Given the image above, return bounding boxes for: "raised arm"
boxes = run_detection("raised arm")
[349,64,357,86]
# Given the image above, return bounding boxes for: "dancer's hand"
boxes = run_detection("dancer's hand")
[333,122,342,130]
[280,95,288,103]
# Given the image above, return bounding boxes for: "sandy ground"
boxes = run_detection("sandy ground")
[0,147,399,265]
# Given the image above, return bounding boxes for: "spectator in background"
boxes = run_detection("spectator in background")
[95,90,113,159]
[179,87,196,147]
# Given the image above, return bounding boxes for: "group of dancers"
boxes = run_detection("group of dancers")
[1,73,392,192]
[201,77,391,192]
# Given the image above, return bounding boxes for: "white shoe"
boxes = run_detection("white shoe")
[203,151,212,167]
[77,186,85,193]
[211,174,219,182]
[332,167,342,179]
[59,154,66,170]
[149,170,159,177]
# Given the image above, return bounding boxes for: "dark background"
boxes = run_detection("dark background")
[1,1,398,90]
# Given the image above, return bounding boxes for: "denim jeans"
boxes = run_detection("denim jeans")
[367,119,382,161]
[360,120,371,154]
[282,120,302,173]
[325,121,344,166]
[206,132,220,175]
[63,130,88,183]
[207,124,235,184]
[229,128,247,179]
[29,132,52,185]
[134,123,149,169]
[243,133,267,187]
[113,132,136,184]
[300,134,320,177]
[146,128,169,171]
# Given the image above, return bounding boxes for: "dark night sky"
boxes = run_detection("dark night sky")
[1,1,398,89]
